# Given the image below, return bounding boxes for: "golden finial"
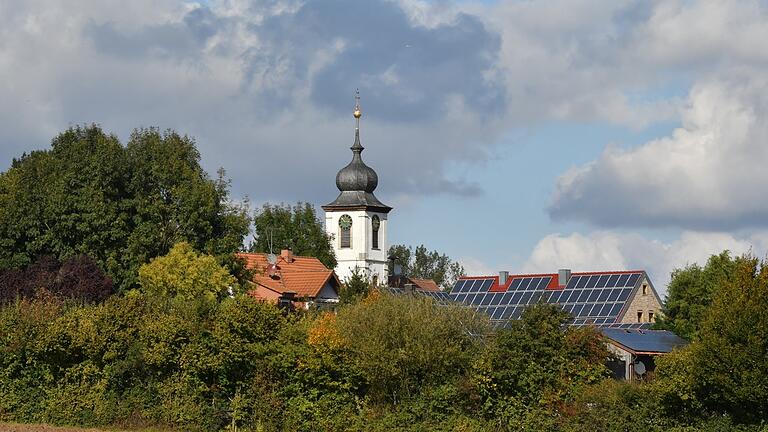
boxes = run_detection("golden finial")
[353,89,362,119]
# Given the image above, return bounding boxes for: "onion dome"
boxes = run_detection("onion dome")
[323,91,392,213]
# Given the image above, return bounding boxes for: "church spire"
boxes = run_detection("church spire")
[352,89,363,152]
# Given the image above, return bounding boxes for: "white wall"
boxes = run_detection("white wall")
[325,209,389,283]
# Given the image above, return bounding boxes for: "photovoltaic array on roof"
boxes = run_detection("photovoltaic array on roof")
[382,287,452,305]
[448,272,645,327]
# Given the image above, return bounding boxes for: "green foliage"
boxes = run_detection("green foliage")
[656,255,768,423]
[473,304,610,415]
[138,242,237,301]
[0,125,250,292]
[335,291,491,404]
[338,267,373,305]
[250,202,336,268]
[656,251,746,340]
[388,244,465,290]
[3,255,768,431]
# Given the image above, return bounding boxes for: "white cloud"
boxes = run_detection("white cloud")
[522,230,767,297]
[549,75,768,229]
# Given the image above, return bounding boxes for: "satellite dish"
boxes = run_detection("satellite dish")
[267,253,277,265]
[634,360,646,376]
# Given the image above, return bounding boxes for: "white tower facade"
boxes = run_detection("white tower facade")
[322,92,392,284]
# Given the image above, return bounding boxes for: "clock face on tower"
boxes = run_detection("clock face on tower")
[339,214,352,229]
[371,215,380,230]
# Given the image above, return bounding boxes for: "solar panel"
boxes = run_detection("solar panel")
[601,329,687,353]
[585,275,599,288]
[517,278,530,290]
[626,273,641,287]
[587,289,601,302]
[596,274,610,288]
[479,279,494,291]
[520,291,533,304]
[617,288,632,301]
[576,276,588,288]
[617,274,630,287]
[607,274,620,287]
[566,276,581,289]
[508,278,522,291]
[577,290,591,303]
[451,280,464,293]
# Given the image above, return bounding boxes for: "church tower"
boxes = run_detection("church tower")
[322,92,392,284]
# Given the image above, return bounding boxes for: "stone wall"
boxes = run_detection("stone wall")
[619,276,663,324]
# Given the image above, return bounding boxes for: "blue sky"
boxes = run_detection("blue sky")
[2,0,768,296]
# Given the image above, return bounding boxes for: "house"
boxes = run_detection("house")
[237,249,341,309]
[602,328,687,381]
[450,269,664,327]
[448,269,686,380]
[388,275,441,292]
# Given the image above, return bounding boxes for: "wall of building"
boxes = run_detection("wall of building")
[619,276,663,324]
[324,209,388,283]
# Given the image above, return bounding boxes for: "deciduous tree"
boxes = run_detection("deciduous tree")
[388,244,465,291]
[0,125,250,291]
[250,202,336,268]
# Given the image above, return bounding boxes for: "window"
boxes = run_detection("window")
[637,310,643,323]
[339,215,352,248]
[642,283,648,296]
[648,311,655,322]
[371,215,380,250]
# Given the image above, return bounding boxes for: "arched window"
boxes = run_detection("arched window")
[371,215,380,250]
[339,215,352,248]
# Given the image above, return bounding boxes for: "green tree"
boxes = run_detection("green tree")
[0,125,250,292]
[338,268,373,305]
[249,202,336,268]
[335,291,491,404]
[473,304,609,414]
[655,251,745,340]
[138,242,237,301]
[656,255,768,423]
[388,244,465,291]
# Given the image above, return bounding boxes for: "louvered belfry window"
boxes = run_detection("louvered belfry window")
[339,215,352,248]
[371,215,380,249]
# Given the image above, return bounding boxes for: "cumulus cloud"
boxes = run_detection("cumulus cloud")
[522,230,768,297]
[549,75,768,230]
[0,0,501,203]
[2,0,768,210]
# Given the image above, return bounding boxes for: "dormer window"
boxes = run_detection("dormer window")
[339,215,352,248]
[372,215,380,250]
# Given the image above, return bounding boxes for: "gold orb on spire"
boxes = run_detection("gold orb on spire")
[353,89,362,119]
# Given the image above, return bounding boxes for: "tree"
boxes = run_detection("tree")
[138,242,237,302]
[249,202,336,268]
[334,291,491,404]
[0,255,113,303]
[338,268,373,305]
[655,251,746,340]
[473,303,609,417]
[655,255,768,423]
[0,125,250,291]
[387,244,465,291]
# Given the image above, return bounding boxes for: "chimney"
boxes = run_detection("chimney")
[499,271,509,286]
[281,248,294,263]
[558,269,571,286]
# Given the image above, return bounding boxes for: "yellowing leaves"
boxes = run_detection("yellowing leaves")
[138,242,236,301]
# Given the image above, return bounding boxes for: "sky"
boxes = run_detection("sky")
[2,0,768,297]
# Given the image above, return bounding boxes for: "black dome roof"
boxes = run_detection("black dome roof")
[335,135,378,193]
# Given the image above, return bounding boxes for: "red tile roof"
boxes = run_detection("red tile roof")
[237,252,340,298]
[410,278,440,292]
